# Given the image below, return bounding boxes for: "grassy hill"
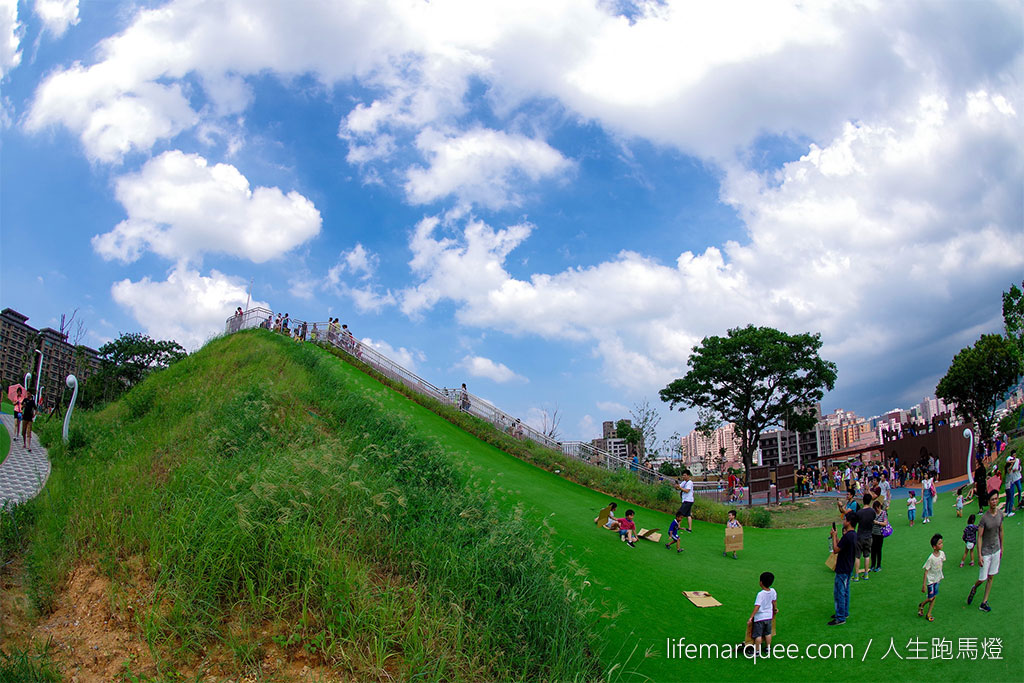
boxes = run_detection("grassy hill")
[3,328,1021,681]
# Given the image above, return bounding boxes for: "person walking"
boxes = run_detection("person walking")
[1003,449,1020,516]
[21,392,37,451]
[676,471,694,533]
[870,500,888,572]
[829,512,857,626]
[974,455,989,512]
[921,471,935,523]
[966,491,1004,613]
[12,386,24,436]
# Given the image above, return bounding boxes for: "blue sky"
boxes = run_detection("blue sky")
[1,0,1021,445]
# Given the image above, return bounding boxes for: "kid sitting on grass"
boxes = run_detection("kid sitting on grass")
[907,490,917,527]
[960,514,979,567]
[618,510,638,548]
[596,502,620,530]
[918,534,945,621]
[747,571,777,654]
[723,510,742,559]
[665,513,684,553]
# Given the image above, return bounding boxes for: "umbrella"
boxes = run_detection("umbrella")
[7,384,27,406]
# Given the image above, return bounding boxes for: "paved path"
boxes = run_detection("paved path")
[0,413,51,507]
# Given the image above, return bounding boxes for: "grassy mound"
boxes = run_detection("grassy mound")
[11,330,602,680]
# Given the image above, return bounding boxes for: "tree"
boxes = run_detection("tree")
[80,332,187,407]
[659,325,837,492]
[629,400,661,458]
[1004,280,1024,366]
[540,406,562,441]
[936,334,1022,448]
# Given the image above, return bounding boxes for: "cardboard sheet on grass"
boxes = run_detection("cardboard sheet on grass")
[639,528,662,543]
[682,591,722,608]
[725,526,743,552]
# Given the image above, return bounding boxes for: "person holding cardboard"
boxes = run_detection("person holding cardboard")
[723,510,742,559]
[829,512,858,626]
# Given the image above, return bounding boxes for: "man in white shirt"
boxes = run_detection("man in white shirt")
[879,474,892,508]
[1004,449,1021,516]
[676,472,695,533]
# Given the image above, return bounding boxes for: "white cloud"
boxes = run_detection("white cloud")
[323,244,396,312]
[111,265,268,350]
[34,0,79,38]
[360,337,423,373]
[27,1,1020,176]
[404,128,572,209]
[399,93,1023,395]
[0,0,21,77]
[93,150,321,264]
[458,355,527,384]
[576,413,595,439]
[596,401,628,415]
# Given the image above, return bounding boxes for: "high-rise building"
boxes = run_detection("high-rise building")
[0,308,101,411]
[757,404,831,467]
[592,419,632,459]
[681,422,742,471]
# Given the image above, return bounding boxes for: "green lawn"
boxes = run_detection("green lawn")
[0,417,9,467]
[324,349,1023,681]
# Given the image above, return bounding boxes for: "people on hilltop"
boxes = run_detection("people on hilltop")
[458,383,471,412]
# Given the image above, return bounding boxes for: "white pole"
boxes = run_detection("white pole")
[34,349,43,403]
[245,277,253,312]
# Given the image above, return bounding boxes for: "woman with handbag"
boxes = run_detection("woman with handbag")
[870,500,890,571]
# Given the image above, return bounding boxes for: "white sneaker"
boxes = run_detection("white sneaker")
[1008,512,1016,517]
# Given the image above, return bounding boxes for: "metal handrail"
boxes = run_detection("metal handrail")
[224,309,666,484]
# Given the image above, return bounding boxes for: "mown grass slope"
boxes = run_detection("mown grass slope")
[313,337,1023,681]
[10,329,1023,681]
[15,330,602,681]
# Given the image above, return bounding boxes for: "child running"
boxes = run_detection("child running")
[907,490,917,527]
[747,571,777,654]
[918,534,945,621]
[617,510,638,548]
[665,513,684,553]
[960,514,978,567]
[723,509,742,559]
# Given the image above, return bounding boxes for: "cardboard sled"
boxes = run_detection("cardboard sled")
[725,526,744,552]
[682,591,722,608]
[638,528,662,543]
[825,552,837,571]
[744,619,777,644]
[595,505,613,527]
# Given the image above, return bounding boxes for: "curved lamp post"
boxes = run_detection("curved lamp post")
[964,428,974,484]
[63,375,78,444]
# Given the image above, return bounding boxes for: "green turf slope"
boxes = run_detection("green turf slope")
[324,342,1024,681]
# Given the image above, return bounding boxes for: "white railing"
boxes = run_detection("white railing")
[225,310,665,484]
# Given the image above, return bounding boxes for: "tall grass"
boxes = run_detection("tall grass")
[22,330,603,681]
[322,344,773,528]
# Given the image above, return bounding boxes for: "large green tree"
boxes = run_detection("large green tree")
[80,332,187,407]
[659,325,837,488]
[936,333,1022,447]
[1003,279,1023,363]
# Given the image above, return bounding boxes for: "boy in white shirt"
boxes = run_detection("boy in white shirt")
[747,571,778,653]
[918,534,945,621]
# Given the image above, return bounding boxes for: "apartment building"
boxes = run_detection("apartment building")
[0,308,100,411]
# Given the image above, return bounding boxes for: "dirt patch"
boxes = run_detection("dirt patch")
[2,558,360,682]
[8,558,158,681]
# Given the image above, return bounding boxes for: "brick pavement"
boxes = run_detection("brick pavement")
[0,412,51,508]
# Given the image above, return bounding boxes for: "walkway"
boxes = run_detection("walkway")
[0,413,51,508]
